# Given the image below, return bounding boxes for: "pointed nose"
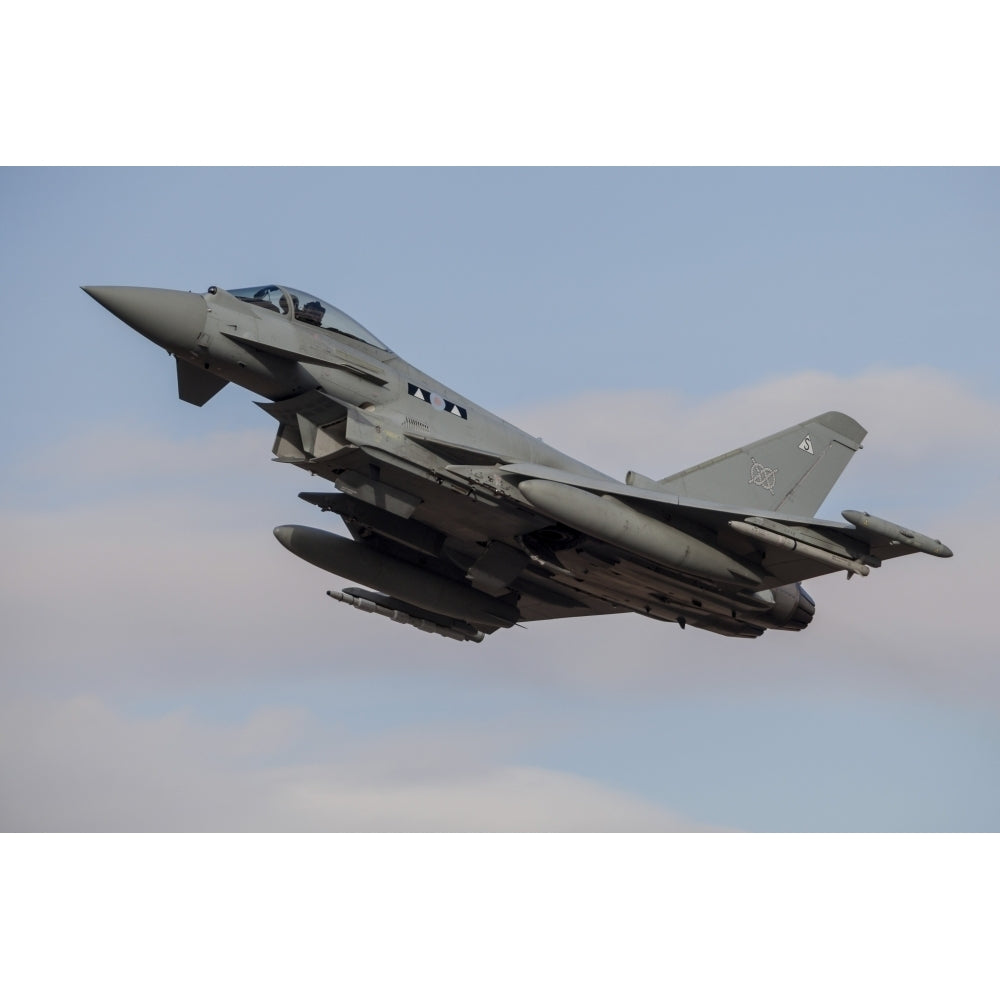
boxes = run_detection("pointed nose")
[273,525,298,550]
[82,286,207,354]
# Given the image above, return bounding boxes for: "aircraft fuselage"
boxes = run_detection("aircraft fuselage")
[82,283,951,643]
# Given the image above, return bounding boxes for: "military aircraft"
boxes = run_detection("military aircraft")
[83,283,952,643]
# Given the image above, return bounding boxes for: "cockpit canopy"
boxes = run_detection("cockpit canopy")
[227,284,388,351]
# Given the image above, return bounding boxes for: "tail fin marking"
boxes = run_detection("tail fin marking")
[655,411,867,518]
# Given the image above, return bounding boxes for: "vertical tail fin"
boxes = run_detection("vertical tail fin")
[650,412,867,517]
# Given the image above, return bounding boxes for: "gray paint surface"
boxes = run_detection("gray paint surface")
[82,282,951,643]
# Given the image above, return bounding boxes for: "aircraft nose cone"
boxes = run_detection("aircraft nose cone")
[83,285,207,354]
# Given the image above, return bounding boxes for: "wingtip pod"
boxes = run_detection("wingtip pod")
[842,510,953,558]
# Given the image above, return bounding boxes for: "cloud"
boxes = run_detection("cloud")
[2,366,996,700]
[0,696,707,831]
[2,366,997,831]
[496,365,1000,699]
[511,369,998,699]
[513,366,999,504]
[15,426,267,487]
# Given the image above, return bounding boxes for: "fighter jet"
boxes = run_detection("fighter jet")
[83,283,952,643]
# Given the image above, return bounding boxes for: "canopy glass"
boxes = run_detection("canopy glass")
[227,284,388,351]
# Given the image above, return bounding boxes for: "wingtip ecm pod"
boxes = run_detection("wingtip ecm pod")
[841,511,953,558]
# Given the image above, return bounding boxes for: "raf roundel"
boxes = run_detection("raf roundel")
[407,382,468,419]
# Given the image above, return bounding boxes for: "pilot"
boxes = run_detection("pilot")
[298,300,326,326]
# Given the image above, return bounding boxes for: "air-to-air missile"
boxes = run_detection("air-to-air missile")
[327,589,486,643]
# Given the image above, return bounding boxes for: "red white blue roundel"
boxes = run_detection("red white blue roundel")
[408,383,468,419]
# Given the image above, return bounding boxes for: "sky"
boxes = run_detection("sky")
[1,167,997,835]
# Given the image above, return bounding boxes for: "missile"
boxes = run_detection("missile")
[328,589,485,642]
[273,525,518,629]
[841,510,953,558]
[518,479,763,586]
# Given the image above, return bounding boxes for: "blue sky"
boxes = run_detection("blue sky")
[2,167,998,833]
